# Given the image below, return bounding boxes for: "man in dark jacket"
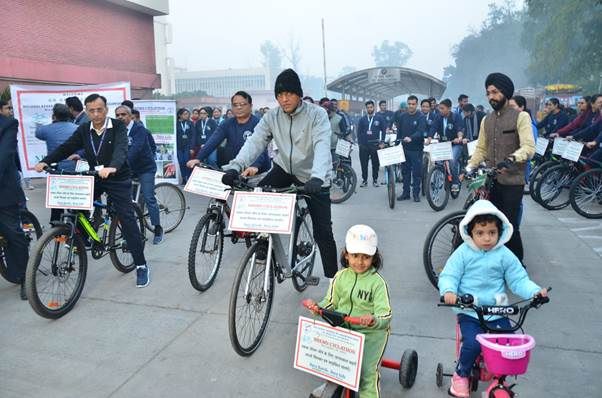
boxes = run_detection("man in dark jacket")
[35,94,151,287]
[0,103,29,299]
[357,100,387,187]
[115,105,163,245]
[65,96,90,125]
[462,103,486,141]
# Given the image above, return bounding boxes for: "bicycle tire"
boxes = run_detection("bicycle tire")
[291,208,316,292]
[0,210,43,283]
[188,213,224,291]
[228,240,274,356]
[423,210,466,289]
[569,168,602,219]
[426,166,449,212]
[108,203,146,273]
[529,160,557,204]
[330,163,357,204]
[537,164,572,210]
[387,166,396,209]
[141,182,187,233]
[25,226,87,319]
[421,154,429,197]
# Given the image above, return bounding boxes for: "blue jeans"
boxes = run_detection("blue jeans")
[456,314,512,377]
[138,172,161,227]
[402,149,423,197]
[177,149,191,184]
[451,144,463,185]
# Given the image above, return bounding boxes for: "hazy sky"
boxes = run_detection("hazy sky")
[165,0,522,80]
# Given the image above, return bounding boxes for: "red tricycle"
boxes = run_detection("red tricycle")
[302,299,418,398]
[435,289,551,397]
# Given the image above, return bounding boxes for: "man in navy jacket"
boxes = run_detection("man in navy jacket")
[357,100,387,187]
[0,101,29,299]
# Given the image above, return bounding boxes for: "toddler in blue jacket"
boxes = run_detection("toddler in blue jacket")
[438,200,547,398]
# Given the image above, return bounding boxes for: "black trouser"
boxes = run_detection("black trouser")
[258,164,338,278]
[490,182,524,261]
[359,144,379,183]
[95,179,146,266]
[0,205,29,283]
[402,149,423,197]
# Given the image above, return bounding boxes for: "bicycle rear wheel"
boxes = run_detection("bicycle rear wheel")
[188,213,224,291]
[529,160,556,204]
[291,208,316,292]
[228,240,274,356]
[423,211,466,289]
[426,166,449,212]
[330,162,357,204]
[537,164,572,210]
[25,226,87,319]
[0,210,43,283]
[570,168,602,219]
[387,166,396,209]
[141,182,186,233]
[108,203,146,273]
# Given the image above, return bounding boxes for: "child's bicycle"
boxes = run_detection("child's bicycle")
[435,289,551,397]
[302,299,418,397]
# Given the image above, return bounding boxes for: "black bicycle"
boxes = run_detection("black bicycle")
[0,209,43,283]
[330,140,357,204]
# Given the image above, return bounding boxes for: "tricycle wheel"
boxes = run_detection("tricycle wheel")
[399,349,418,389]
[436,363,444,387]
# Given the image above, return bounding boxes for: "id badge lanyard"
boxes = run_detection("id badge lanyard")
[200,120,208,140]
[90,118,109,166]
[367,115,374,137]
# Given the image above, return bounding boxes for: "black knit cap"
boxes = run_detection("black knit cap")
[485,72,514,99]
[274,68,303,98]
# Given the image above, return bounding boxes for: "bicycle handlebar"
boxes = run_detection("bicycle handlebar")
[437,288,551,333]
[43,164,98,176]
[302,299,363,327]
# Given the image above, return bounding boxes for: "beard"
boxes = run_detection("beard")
[489,96,506,111]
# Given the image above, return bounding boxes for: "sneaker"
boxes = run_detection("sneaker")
[373,181,379,187]
[136,265,150,288]
[360,180,368,188]
[451,184,460,194]
[449,372,469,398]
[397,194,410,201]
[153,225,164,245]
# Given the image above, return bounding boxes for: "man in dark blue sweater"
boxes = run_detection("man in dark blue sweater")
[395,95,427,201]
[357,100,387,187]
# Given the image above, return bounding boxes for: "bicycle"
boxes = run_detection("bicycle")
[187,165,255,292]
[228,183,318,356]
[569,160,602,219]
[131,179,187,233]
[330,139,357,204]
[301,300,418,397]
[534,156,586,211]
[25,167,146,319]
[425,142,463,212]
[423,166,498,289]
[381,134,402,209]
[435,289,551,397]
[0,209,43,283]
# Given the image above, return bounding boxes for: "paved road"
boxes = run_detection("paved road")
[1,172,601,398]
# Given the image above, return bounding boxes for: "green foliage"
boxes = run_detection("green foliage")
[0,87,10,102]
[260,40,283,79]
[372,40,412,67]
[522,0,602,92]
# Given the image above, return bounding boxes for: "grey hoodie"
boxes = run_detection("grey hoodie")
[224,101,332,185]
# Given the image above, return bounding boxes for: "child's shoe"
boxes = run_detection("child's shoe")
[449,372,469,398]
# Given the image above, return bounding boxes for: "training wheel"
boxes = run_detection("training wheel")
[436,363,443,387]
[399,349,418,389]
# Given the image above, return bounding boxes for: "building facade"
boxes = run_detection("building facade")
[175,68,270,98]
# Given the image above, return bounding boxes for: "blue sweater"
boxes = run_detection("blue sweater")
[35,121,79,171]
[428,112,465,142]
[196,115,271,173]
[537,111,569,137]
[127,122,157,176]
[395,111,427,151]
[357,113,387,145]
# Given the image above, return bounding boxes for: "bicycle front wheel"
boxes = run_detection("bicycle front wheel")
[330,163,356,204]
[228,240,274,356]
[570,168,602,219]
[188,213,224,291]
[25,226,87,319]
[426,166,449,212]
[108,203,146,273]
[537,164,572,210]
[291,208,316,292]
[387,166,396,209]
[423,211,466,289]
[141,182,187,233]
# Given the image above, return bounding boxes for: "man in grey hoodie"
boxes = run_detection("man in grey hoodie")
[222,69,338,280]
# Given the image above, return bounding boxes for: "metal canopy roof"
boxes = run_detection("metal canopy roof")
[327,67,446,100]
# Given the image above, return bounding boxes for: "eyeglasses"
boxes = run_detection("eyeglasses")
[232,102,249,108]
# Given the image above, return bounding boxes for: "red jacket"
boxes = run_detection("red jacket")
[557,109,593,136]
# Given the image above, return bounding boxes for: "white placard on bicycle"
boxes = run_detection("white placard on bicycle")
[429,141,453,161]
[377,144,406,166]
[228,191,296,234]
[335,139,353,158]
[535,137,549,156]
[552,138,569,155]
[75,159,89,172]
[561,141,584,162]
[467,140,478,157]
[45,175,95,211]
[294,316,364,392]
[184,167,230,201]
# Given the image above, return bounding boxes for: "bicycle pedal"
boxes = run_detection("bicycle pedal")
[305,276,320,286]
[282,269,292,278]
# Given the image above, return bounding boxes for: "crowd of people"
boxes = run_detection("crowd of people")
[1,66,600,397]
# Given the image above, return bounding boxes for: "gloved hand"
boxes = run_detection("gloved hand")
[303,177,324,194]
[221,169,240,186]
[464,166,476,178]
[496,156,515,170]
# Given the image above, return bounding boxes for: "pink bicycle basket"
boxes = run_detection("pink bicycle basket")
[476,334,536,376]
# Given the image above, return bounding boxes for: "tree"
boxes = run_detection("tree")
[522,0,602,92]
[284,35,302,71]
[372,40,412,67]
[260,41,283,83]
